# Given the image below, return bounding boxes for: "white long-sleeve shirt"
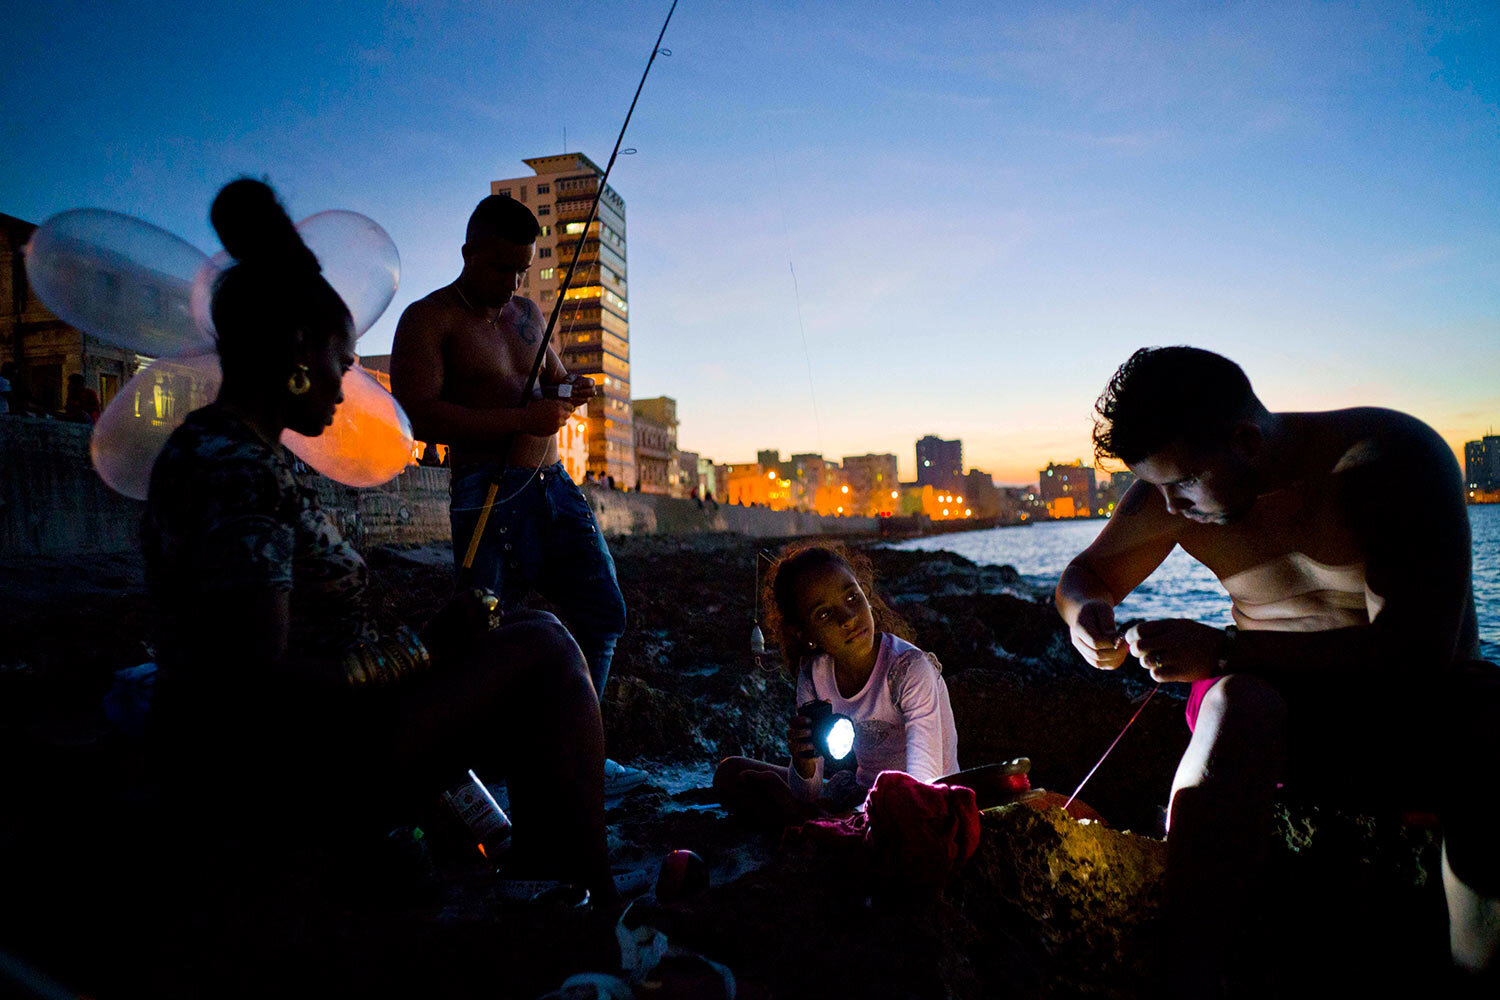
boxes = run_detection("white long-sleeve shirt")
[789,632,960,803]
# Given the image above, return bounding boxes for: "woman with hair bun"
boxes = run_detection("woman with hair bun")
[143,178,611,897]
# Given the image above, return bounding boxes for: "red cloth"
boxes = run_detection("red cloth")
[1185,675,1225,731]
[791,770,982,894]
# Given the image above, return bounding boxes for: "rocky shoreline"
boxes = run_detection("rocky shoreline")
[0,533,1450,997]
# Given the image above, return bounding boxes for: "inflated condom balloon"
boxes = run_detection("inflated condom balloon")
[91,352,223,500]
[283,366,415,488]
[189,211,399,342]
[25,210,214,358]
[30,204,408,495]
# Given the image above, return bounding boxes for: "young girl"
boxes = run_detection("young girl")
[714,543,960,828]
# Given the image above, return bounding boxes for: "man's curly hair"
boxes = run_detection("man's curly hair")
[762,542,913,682]
[1092,346,1258,466]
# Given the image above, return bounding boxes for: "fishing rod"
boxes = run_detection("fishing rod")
[459,0,679,576]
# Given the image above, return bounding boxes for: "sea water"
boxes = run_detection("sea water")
[888,504,1500,661]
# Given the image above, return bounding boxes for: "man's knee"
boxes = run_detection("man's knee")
[489,619,592,692]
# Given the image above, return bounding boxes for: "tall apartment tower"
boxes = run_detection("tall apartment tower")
[492,154,634,486]
[1466,434,1500,492]
[916,435,963,491]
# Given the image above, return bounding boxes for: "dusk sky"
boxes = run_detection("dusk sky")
[5,1,1496,484]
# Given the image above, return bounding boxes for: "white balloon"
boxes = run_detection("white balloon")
[90,353,223,501]
[188,211,399,343]
[297,210,400,340]
[26,210,213,358]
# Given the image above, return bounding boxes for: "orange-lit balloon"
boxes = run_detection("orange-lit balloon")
[283,366,414,487]
[90,352,223,500]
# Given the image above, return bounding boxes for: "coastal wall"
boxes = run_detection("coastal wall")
[0,418,880,557]
[0,417,146,556]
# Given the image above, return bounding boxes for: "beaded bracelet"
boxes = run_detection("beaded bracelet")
[342,625,432,689]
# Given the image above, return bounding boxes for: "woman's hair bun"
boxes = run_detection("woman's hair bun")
[209,177,320,273]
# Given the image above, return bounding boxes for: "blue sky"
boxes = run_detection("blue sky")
[4,1,1496,483]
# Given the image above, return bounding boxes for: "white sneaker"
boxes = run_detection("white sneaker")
[603,758,649,797]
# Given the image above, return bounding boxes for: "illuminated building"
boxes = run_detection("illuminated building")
[631,396,678,495]
[842,453,899,516]
[1466,435,1500,497]
[916,435,963,492]
[492,154,634,486]
[1038,460,1097,519]
[788,453,845,514]
[726,462,792,509]
[962,470,1003,519]
[1089,468,1137,517]
[698,457,722,501]
[0,212,144,415]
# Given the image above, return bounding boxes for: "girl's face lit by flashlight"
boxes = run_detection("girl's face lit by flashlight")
[793,562,877,664]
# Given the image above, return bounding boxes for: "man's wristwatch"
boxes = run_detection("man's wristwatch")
[1216,624,1239,673]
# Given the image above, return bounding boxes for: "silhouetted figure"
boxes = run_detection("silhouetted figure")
[143,179,614,909]
[388,193,643,796]
[1056,346,1500,993]
[62,373,100,423]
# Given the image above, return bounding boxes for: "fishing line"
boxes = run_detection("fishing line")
[460,0,678,573]
[765,125,823,454]
[1064,683,1160,811]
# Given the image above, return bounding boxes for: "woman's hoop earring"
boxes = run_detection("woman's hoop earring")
[287,364,312,396]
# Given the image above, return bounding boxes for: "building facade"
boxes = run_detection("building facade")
[842,453,900,516]
[1466,435,1500,496]
[916,435,963,492]
[631,396,679,495]
[492,154,634,486]
[1038,461,1097,519]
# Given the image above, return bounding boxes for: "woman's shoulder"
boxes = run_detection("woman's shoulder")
[154,405,297,503]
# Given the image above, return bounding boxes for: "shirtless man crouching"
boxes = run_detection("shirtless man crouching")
[1055,346,1498,994]
[390,194,644,794]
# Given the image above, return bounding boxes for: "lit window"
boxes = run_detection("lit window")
[566,222,587,234]
[539,225,551,237]
[539,268,555,280]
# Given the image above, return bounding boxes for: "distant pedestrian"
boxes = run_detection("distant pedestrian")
[63,373,100,423]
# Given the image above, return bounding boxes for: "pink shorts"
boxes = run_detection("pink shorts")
[1184,676,1226,732]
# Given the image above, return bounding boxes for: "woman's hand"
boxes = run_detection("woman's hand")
[1123,619,1226,682]
[788,713,818,779]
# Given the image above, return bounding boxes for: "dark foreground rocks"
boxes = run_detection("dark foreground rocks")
[0,535,1457,998]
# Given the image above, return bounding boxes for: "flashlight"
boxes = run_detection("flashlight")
[798,699,858,775]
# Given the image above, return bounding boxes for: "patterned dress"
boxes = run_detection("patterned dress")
[143,403,374,703]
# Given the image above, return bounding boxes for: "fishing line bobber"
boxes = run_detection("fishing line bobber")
[799,699,858,775]
[749,623,766,656]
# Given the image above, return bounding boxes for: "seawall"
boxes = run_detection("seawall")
[1,418,880,557]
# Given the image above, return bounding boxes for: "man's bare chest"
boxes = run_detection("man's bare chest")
[1184,484,1370,621]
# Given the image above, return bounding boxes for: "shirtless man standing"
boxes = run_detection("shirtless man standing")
[390,194,643,794]
[1055,347,1497,994]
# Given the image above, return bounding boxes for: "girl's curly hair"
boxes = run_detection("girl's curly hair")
[761,541,913,681]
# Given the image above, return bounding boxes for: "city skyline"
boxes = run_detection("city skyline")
[4,2,1496,483]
